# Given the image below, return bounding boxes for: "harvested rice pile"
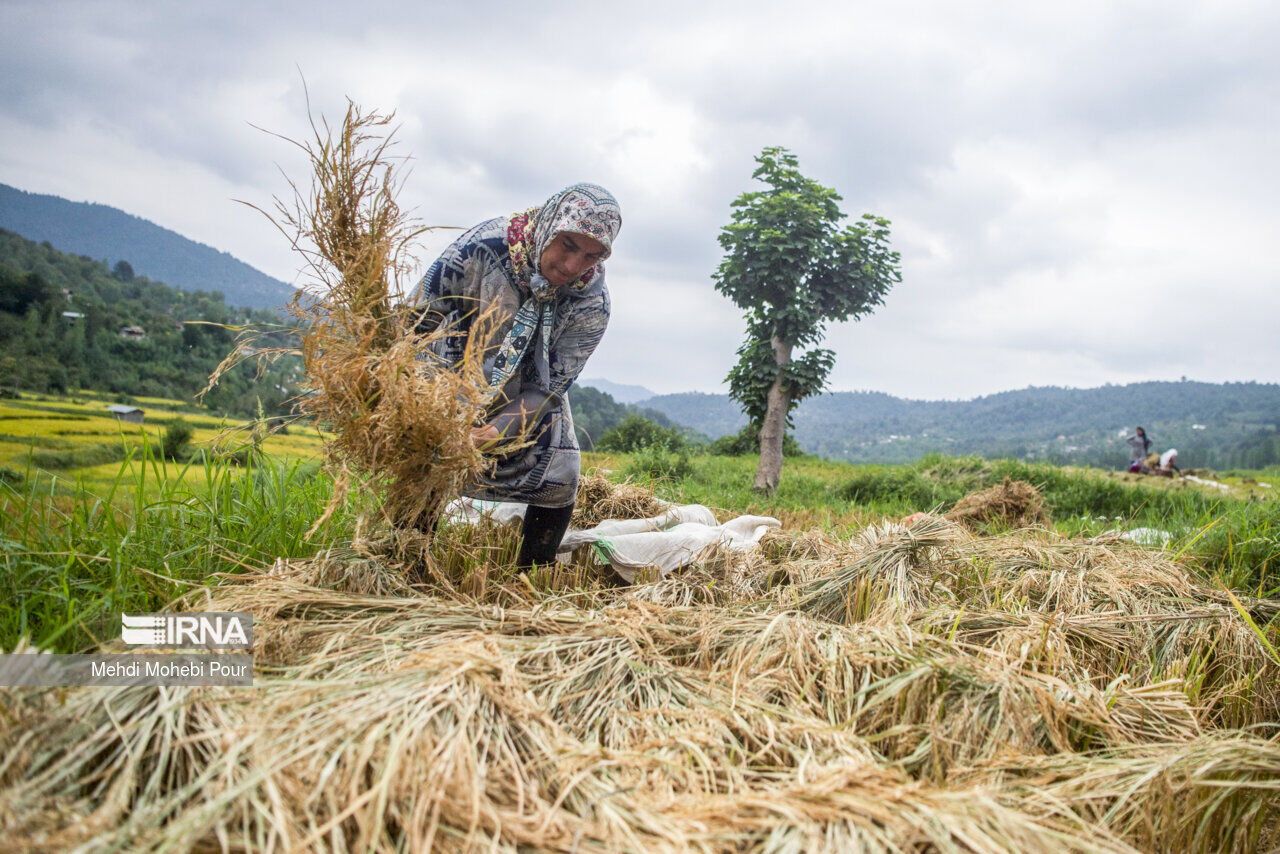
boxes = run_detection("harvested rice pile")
[946,476,1051,530]
[570,471,668,528]
[3,515,1278,853]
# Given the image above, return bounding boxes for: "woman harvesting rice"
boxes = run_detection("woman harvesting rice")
[1126,426,1152,472]
[411,183,621,570]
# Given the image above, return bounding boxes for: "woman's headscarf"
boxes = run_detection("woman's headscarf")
[505,183,622,302]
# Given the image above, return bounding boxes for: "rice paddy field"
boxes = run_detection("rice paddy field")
[1,398,1279,852]
[0,391,326,495]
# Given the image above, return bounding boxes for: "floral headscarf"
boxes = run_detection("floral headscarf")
[506,183,622,303]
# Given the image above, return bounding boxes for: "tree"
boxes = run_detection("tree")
[161,418,194,461]
[0,265,55,314]
[714,146,900,492]
[112,260,135,282]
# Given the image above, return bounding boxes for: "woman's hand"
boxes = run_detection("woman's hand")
[471,424,501,450]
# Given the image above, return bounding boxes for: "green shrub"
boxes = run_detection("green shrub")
[837,465,964,509]
[624,443,693,481]
[599,414,686,453]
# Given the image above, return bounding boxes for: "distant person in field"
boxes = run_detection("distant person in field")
[410,183,621,571]
[1157,448,1180,476]
[1126,426,1152,472]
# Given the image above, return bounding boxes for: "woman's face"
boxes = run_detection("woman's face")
[539,231,606,287]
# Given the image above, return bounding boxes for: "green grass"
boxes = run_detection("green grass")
[1,442,358,653]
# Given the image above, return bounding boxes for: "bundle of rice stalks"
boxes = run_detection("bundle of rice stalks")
[965,737,1280,853]
[757,527,850,564]
[207,103,501,540]
[946,477,1050,531]
[961,535,1200,614]
[789,514,967,622]
[939,537,1280,725]
[571,472,667,528]
[655,612,1200,778]
[260,547,420,598]
[621,557,752,608]
[657,765,1131,854]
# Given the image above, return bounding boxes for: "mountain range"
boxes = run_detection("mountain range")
[633,383,1280,470]
[0,183,294,310]
[577,377,657,404]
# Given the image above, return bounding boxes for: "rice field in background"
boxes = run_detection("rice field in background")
[0,390,326,494]
[2,409,1279,850]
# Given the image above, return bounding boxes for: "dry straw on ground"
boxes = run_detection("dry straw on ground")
[945,476,1051,530]
[570,471,668,528]
[5,511,1279,852]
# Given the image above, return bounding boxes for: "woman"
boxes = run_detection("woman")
[411,182,621,570]
[1126,426,1151,473]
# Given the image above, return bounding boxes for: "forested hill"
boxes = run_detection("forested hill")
[641,383,1280,469]
[567,384,697,451]
[0,228,300,416]
[0,183,294,310]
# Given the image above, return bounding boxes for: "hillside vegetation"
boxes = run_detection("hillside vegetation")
[0,183,295,310]
[0,229,302,416]
[567,383,703,450]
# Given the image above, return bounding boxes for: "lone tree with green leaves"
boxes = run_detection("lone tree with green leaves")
[714,146,901,493]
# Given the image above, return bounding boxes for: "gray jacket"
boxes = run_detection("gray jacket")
[411,216,610,508]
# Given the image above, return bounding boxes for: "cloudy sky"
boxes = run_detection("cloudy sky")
[2,0,1277,399]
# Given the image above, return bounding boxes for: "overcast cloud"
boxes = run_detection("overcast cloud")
[2,0,1277,399]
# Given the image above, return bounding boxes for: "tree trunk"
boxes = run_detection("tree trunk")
[753,336,792,494]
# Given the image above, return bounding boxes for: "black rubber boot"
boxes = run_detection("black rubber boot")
[516,503,574,572]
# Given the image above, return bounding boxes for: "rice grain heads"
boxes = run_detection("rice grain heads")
[210,102,499,539]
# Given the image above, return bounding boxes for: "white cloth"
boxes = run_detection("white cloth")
[443,497,530,526]
[1183,475,1228,491]
[1120,527,1173,547]
[1160,448,1178,468]
[443,497,781,583]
